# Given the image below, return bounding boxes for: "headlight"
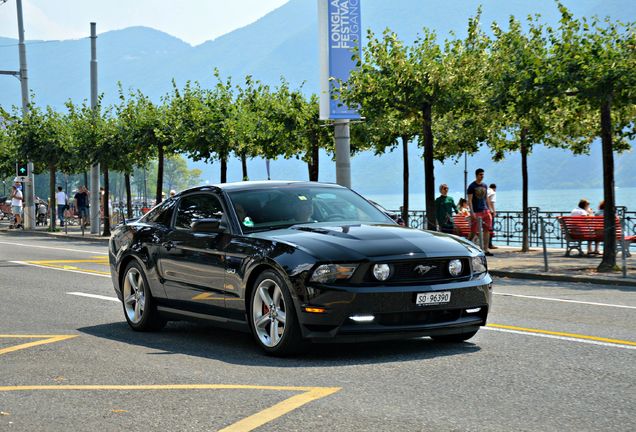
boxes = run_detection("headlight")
[310,264,358,283]
[448,259,463,276]
[471,255,487,276]
[372,264,392,281]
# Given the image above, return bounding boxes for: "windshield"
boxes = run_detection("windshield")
[227,185,394,233]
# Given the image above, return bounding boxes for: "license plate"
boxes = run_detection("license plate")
[416,291,451,305]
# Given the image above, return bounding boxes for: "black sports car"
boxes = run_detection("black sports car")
[109,181,492,355]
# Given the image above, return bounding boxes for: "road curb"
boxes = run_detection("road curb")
[490,270,636,288]
[0,228,110,243]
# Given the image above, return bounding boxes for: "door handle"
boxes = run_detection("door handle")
[162,241,175,251]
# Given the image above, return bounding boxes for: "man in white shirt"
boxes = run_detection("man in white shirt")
[10,185,23,228]
[56,186,68,227]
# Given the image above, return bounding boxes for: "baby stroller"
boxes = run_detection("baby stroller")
[36,202,48,226]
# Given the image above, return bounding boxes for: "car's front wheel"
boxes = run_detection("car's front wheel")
[121,261,165,331]
[249,270,303,356]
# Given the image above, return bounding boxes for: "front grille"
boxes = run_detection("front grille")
[364,258,470,283]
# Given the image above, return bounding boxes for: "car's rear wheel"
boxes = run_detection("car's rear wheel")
[122,261,165,331]
[249,270,303,356]
[431,329,479,343]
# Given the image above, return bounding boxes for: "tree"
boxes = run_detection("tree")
[340,15,488,230]
[9,103,73,229]
[66,99,118,236]
[550,6,636,271]
[485,15,564,252]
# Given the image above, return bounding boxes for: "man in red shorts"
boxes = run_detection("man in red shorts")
[467,168,494,256]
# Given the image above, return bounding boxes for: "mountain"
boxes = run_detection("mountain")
[1,0,635,195]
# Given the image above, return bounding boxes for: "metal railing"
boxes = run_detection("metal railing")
[397,206,636,250]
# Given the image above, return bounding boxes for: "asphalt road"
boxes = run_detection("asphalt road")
[0,232,634,432]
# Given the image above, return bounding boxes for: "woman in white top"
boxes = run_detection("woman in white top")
[571,199,591,216]
[570,198,597,255]
[56,186,68,227]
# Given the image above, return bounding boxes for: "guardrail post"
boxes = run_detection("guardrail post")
[621,217,627,278]
[540,217,548,271]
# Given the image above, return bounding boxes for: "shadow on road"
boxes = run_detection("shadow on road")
[78,321,481,367]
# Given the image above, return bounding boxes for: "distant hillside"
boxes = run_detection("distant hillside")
[1,0,634,192]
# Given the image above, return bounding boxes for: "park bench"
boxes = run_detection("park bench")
[452,214,472,238]
[557,215,634,257]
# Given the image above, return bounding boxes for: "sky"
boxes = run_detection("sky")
[0,0,290,45]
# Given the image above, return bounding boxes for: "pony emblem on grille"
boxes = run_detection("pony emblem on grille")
[414,264,437,275]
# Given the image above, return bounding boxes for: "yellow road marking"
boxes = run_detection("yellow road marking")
[0,335,77,356]
[487,324,636,347]
[22,260,110,276]
[27,259,108,264]
[0,384,341,432]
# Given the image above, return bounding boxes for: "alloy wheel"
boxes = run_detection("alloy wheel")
[252,278,287,347]
[123,267,146,324]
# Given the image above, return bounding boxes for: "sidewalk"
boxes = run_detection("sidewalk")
[488,246,636,287]
[0,221,109,243]
[1,221,634,287]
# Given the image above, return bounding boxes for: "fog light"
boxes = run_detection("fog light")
[466,308,481,314]
[350,315,375,322]
[372,264,391,281]
[448,259,463,276]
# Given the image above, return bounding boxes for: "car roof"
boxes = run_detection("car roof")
[177,180,346,196]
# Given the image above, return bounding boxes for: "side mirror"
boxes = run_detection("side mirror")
[191,217,225,234]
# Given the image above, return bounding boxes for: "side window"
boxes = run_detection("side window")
[142,199,176,226]
[175,194,223,230]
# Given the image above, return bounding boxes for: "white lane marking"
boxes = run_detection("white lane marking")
[483,326,636,350]
[493,292,636,310]
[10,261,111,278]
[67,292,119,302]
[0,240,107,255]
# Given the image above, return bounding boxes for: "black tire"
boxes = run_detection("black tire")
[431,329,479,343]
[121,261,166,331]
[249,270,304,356]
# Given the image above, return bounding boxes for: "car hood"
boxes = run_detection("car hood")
[250,223,481,261]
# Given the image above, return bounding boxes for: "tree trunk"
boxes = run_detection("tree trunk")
[241,152,248,181]
[156,143,164,205]
[102,167,111,237]
[401,135,410,225]
[83,171,88,189]
[125,173,133,219]
[220,156,227,183]
[598,99,616,272]
[49,164,56,230]
[422,104,436,230]
[308,137,320,181]
[521,129,530,252]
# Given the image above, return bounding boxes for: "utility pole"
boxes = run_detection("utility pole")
[89,22,100,234]
[0,0,37,228]
[16,0,36,229]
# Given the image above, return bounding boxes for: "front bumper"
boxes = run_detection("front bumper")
[298,274,492,341]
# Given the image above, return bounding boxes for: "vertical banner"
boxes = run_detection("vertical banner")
[318,0,362,120]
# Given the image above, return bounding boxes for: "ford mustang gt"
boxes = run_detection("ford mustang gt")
[109,181,492,355]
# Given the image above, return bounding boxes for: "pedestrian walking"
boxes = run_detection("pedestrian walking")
[10,185,23,229]
[55,186,68,227]
[467,168,494,255]
[434,184,458,234]
[74,186,90,227]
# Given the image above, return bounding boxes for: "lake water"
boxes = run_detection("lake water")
[364,187,636,212]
